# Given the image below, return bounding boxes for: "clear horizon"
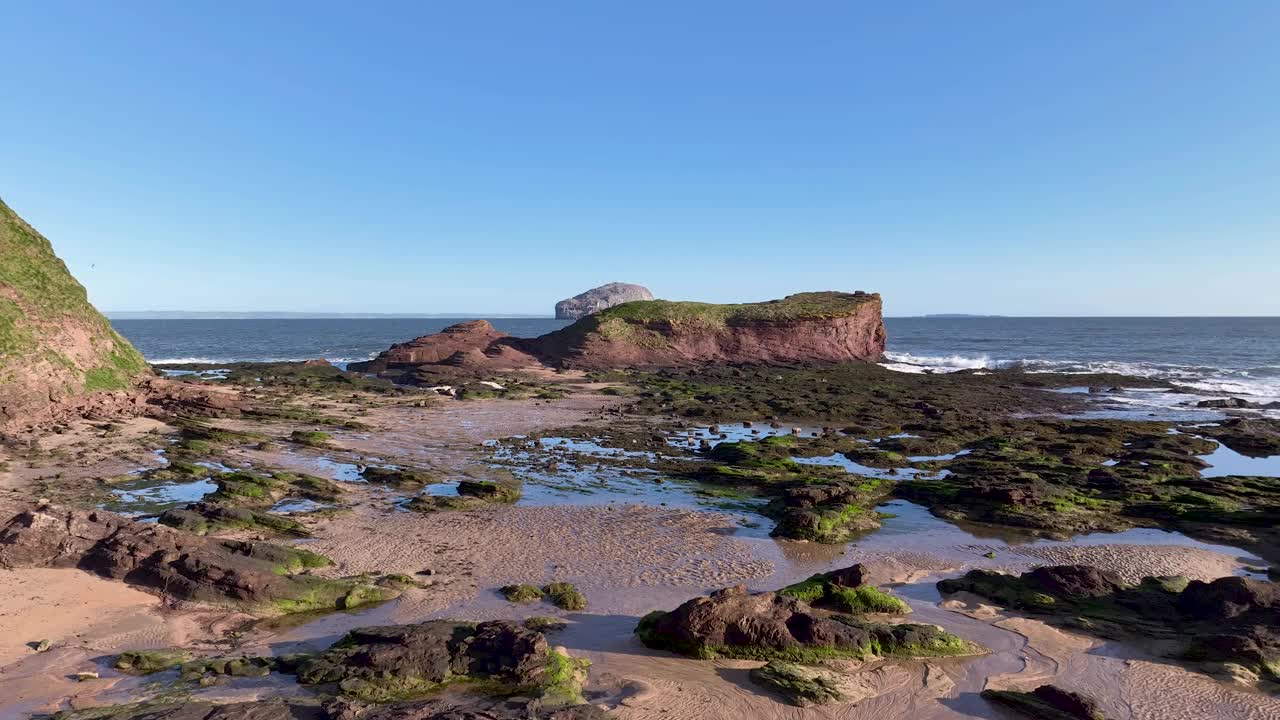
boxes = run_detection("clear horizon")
[4,2,1279,316]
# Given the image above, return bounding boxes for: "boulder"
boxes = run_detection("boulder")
[294,620,587,707]
[982,685,1108,720]
[1024,565,1126,599]
[554,282,654,320]
[635,585,973,661]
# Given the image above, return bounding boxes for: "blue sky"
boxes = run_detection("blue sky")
[2,2,1277,316]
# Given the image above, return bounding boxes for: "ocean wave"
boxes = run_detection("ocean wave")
[881,352,996,371]
[880,353,1280,402]
[146,354,377,365]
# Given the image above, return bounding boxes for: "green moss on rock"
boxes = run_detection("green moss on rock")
[502,584,545,603]
[543,582,587,611]
[113,649,192,674]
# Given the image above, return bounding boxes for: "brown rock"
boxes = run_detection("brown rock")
[0,505,388,610]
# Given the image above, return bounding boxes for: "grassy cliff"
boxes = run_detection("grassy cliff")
[533,291,886,367]
[0,196,148,425]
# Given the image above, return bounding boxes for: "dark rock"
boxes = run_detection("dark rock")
[0,505,394,613]
[1176,576,1280,620]
[1025,565,1125,599]
[1032,685,1106,719]
[1196,398,1250,409]
[293,620,586,706]
[982,685,1107,720]
[635,585,973,661]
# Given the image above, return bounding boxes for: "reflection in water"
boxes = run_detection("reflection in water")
[104,478,218,516]
[1198,441,1280,478]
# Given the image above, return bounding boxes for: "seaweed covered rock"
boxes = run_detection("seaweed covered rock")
[542,582,587,611]
[770,481,891,543]
[362,466,443,489]
[939,566,1280,683]
[982,685,1108,720]
[294,620,588,707]
[0,505,396,613]
[157,470,340,537]
[114,649,193,674]
[407,476,523,513]
[635,585,975,661]
[748,660,845,707]
[778,564,910,614]
[1195,419,1280,457]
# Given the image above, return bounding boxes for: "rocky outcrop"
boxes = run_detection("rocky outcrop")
[554,282,654,320]
[538,291,886,369]
[635,584,975,661]
[351,292,886,379]
[0,504,396,613]
[348,321,537,375]
[295,620,565,702]
[0,197,150,429]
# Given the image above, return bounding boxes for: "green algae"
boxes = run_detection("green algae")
[501,584,545,603]
[543,582,587,611]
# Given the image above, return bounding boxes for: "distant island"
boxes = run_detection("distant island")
[920,313,1007,318]
[106,311,555,320]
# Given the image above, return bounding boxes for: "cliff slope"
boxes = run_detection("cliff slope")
[537,291,885,368]
[0,197,148,428]
[554,282,653,320]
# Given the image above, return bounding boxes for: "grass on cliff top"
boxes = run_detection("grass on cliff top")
[594,291,879,328]
[0,196,147,388]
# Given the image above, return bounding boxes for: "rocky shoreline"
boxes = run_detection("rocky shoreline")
[1,354,1277,719]
[3,203,1279,719]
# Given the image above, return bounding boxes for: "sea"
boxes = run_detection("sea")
[110,316,1280,413]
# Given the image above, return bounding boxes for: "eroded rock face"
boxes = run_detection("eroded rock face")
[350,291,887,377]
[0,505,394,612]
[537,291,886,369]
[635,585,972,661]
[554,283,654,320]
[0,197,151,430]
